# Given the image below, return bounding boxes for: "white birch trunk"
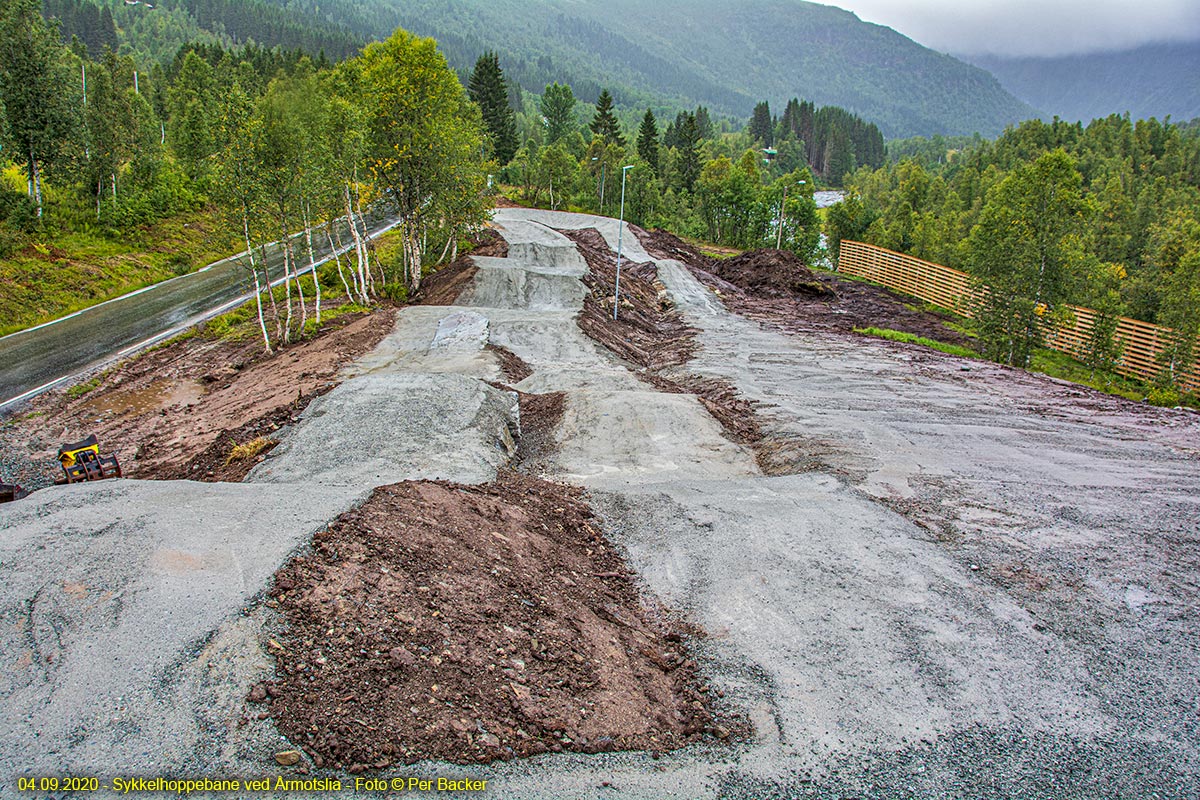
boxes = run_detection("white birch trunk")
[244,208,272,354]
[303,202,321,324]
[344,185,369,304]
[327,225,354,304]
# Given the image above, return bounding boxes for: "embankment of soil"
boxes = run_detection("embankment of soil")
[636,227,974,347]
[261,472,722,769]
[0,305,397,491]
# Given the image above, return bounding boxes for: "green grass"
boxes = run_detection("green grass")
[854,327,981,359]
[65,377,101,399]
[0,205,237,336]
[1029,348,1162,404]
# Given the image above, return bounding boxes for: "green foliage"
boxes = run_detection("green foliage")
[1146,386,1183,408]
[1150,209,1200,388]
[540,82,577,145]
[468,51,518,165]
[0,0,82,217]
[355,27,489,289]
[636,109,659,174]
[589,89,624,148]
[854,327,980,360]
[824,194,876,261]
[749,101,772,147]
[967,149,1090,366]
[844,114,1200,381]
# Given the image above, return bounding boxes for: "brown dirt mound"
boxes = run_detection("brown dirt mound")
[637,227,975,347]
[709,249,836,299]
[261,472,723,770]
[485,343,533,384]
[561,228,696,370]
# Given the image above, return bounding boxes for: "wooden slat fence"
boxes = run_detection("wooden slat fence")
[838,240,1198,392]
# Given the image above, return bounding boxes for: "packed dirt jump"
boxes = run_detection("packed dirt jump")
[1,206,1198,798]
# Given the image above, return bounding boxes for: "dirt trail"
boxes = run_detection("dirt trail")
[245,219,729,769]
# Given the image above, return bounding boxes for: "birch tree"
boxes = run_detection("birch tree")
[353,28,488,292]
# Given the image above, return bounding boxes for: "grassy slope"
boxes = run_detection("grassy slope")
[0,168,236,335]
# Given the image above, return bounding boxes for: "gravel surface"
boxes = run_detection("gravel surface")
[1,205,1196,798]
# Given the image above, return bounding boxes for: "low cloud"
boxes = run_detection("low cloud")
[834,0,1200,57]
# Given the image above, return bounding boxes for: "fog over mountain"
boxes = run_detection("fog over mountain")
[831,0,1200,58]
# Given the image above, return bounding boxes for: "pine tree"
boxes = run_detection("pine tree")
[636,109,659,174]
[590,89,624,147]
[467,51,517,165]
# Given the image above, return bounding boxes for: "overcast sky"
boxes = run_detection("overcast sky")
[830,0,1200,58]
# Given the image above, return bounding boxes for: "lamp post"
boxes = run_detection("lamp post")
[590,156,607,214]
[777,179,807,250]
[613,164,634,321]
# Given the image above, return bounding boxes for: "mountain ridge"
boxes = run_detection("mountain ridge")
[965,42,1200,124]
[272,0,1037,138]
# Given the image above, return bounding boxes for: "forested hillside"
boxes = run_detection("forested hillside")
[968,43,1200,125]
[265,0,1035,138]
[1,0,487,340]
[829,116,1200,391]
[44,0,362,64]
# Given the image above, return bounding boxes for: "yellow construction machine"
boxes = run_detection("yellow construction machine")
[55,434,122,484]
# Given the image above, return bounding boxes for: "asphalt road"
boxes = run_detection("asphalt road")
[0,211,399,411]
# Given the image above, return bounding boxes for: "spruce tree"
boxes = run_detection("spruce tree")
[695,105,714,140]
[636,109,659,173]
[749,100,773,146]
[676,112,700,192]
[590,89,625,147]
[468,51,518,165]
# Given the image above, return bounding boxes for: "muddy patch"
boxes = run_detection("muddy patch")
[262,472,724,769]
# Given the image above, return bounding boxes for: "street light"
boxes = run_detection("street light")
[613,164,635,321]
[591,156,607,214]
[777,179,807,250]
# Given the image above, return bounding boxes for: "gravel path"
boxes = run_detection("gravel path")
[1,207,1196,798]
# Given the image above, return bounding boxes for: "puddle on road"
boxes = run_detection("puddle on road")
[78,378,205,418]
